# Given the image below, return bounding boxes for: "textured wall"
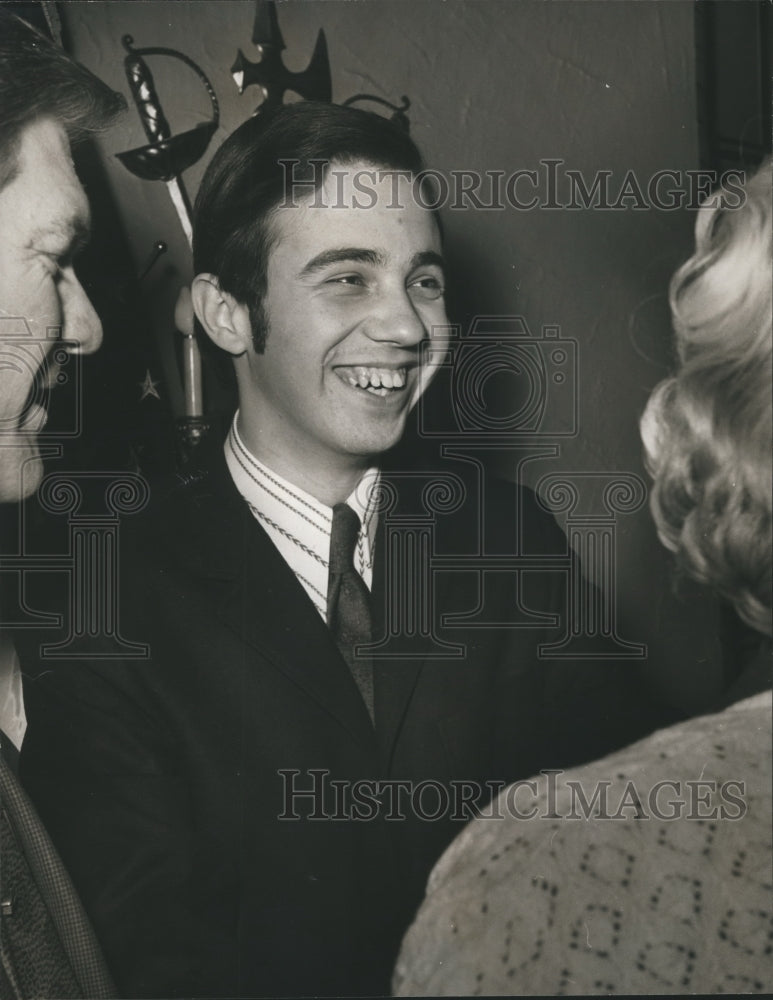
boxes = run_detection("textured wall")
[62,0,722,709]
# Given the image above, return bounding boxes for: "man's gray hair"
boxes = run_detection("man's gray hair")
[0,13,125,187]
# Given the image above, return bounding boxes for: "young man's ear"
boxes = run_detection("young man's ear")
[191,274,254,356]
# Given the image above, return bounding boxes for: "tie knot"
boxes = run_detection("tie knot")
[329,503,361,574]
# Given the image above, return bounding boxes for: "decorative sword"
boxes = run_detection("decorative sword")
[116,34,219,246]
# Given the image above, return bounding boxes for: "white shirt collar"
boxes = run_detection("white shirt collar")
[224,414,379,619]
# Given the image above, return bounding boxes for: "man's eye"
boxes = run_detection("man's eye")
[53,261,71,285]
[409,275,445,300]
[41,252,69,278]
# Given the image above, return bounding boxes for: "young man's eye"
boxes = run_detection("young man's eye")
[409,275,445,300]
[326,274,366,289]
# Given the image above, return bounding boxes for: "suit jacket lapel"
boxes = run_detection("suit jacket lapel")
[171,450,377,753]
[219,510,377,752]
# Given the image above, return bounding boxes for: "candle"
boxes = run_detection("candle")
[174,286,203,418]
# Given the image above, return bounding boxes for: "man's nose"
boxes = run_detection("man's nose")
[365,288,427,346]
[62,273,103,354]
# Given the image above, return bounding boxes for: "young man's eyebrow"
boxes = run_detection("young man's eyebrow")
[298,247,388,277]
[299,247,445,279]
[410,250,445,274]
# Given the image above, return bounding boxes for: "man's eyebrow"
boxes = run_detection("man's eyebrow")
[299,247,387,277]
[69,217,92,254]
[29,215,92,255]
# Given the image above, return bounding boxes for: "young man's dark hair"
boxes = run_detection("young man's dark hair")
[0,13,124,187]
[193,101,425,352]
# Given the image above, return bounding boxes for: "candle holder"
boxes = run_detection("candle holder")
[175,416,211,464]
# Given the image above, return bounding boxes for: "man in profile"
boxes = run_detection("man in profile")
[21,102,669,997]
[0,12,123,996]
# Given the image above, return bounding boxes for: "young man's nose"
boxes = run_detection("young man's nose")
[364,289,427,346]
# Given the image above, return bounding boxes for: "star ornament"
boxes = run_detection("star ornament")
[139,370,161,401]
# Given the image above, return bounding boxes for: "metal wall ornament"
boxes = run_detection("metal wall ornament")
[231,0,332,114]
[231,1,412,132]
[341,94,412,133]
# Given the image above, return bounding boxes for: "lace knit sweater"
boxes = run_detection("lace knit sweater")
[394,690,772,996]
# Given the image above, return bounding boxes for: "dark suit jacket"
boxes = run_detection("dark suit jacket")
[19,449,670,998]
[0,737,115,998]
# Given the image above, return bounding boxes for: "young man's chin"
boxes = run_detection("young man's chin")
[343,418,410,463]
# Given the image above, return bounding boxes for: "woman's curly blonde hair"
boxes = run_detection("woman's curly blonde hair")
[641,159,772,636]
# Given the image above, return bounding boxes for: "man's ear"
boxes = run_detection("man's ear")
[191,274,254,356]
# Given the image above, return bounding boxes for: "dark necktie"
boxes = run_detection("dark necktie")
[327,503,374,724]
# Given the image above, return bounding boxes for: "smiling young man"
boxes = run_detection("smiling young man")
[21,103,672,998]
[193,160,447,505]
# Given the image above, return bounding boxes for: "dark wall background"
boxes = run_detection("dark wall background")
[50,0,768,712]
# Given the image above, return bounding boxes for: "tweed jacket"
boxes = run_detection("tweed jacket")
[0,737,115,998]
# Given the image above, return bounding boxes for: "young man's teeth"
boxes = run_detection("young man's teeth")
[349,366,406,391]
